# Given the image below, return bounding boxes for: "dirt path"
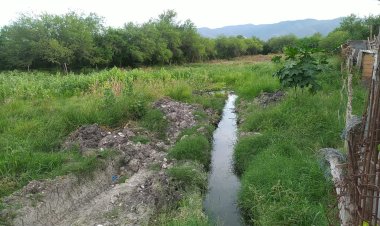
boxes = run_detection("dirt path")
[57,169,154,226]
[2,98,211,226]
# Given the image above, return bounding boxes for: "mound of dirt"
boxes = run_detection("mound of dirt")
[2,97,209,226]
[63,124,108,152]
[256,91,285,107]
[154,97,197,143]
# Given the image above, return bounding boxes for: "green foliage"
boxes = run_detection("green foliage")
[156,192,210,226]
[0,12,106,71]
[235,67,367,225]
[168,135,211,167]
[127,99,147,120]
[166,83,192,102]
[234,135,273,174]
[236,63,280,99]
[297,33,322,49]
[0,149,115,197]
[103,88,116,108]
[273,46,327,93]
[319,30,350,53]
[215,36,247,59]
[265,34,298,53]
[240,155,331,225]
[1,11,379,71]
[167,162,207,191]
[141,109,168,138]
[335,14,380,40]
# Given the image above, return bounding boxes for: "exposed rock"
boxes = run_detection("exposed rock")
[122,127,136,138]
[128,159,140,173]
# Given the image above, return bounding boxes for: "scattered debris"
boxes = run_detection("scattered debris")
[2,97,214,226]
[154,97,198,143]
[63,124,108,152]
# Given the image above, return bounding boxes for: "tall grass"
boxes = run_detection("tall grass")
[234,68,367,225]
[1,63,275,200]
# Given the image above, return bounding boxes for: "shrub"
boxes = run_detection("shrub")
[273,46,327,94]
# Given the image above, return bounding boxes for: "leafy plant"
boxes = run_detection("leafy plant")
[273,46,327,94]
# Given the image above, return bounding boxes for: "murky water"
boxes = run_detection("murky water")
[204,93,243,226]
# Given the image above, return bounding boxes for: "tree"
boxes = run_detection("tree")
[0,14,41,70]
[155,10,182,63]
[334,14,380,40]
[319,30,350,53]
[0,12,107,71]
[215,36,247,59]
[245,36,264,55]
[179,20,206,62]
[39,39,73,73]
[297,33,322,49]
[336,14,368,40]
[266,34,298,53]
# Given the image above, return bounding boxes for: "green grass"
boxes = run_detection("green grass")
[1,63,266,200]
[0,149,116,197]
[141,109,168,139]
[168,135,211,168]
[166,82,193,102]
[235,63,280,99]
[167,162,207,191]
[234,68,367,225]
[155,109,220,225]
[1,60,338,225]
[156,191,210,226]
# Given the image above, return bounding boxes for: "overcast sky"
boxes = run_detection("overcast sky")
[0,0,379,28]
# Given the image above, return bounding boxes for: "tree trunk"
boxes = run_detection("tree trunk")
[63,63,68,74]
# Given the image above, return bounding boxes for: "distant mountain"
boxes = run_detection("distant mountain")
[197,18,342,40]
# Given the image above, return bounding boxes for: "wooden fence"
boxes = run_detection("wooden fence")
[347,34,380,225]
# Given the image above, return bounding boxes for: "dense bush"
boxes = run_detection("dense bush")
[1,11,378,71]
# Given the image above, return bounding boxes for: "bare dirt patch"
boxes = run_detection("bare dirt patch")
[1,98,214,226]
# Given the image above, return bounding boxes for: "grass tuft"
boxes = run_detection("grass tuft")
[167,162,207,191]
[168,135,211,168]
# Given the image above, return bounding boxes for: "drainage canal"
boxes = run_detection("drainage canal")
[204,93,243,225]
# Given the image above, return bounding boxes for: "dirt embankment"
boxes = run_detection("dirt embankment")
[1,98,215,226]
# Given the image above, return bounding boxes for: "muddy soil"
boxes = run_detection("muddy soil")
[1,98,215,226]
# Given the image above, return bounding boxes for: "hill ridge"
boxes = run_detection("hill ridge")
[197,18,342,40]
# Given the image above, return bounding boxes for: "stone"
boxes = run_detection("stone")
[128,159,140,172]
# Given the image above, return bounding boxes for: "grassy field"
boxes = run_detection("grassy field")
[0,58,359,225]
[0,62,279,222]
[234,59,367,225]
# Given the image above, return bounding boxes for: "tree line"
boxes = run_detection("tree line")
[0,11,379,72]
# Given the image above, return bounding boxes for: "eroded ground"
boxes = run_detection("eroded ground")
[1,97,217,226]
